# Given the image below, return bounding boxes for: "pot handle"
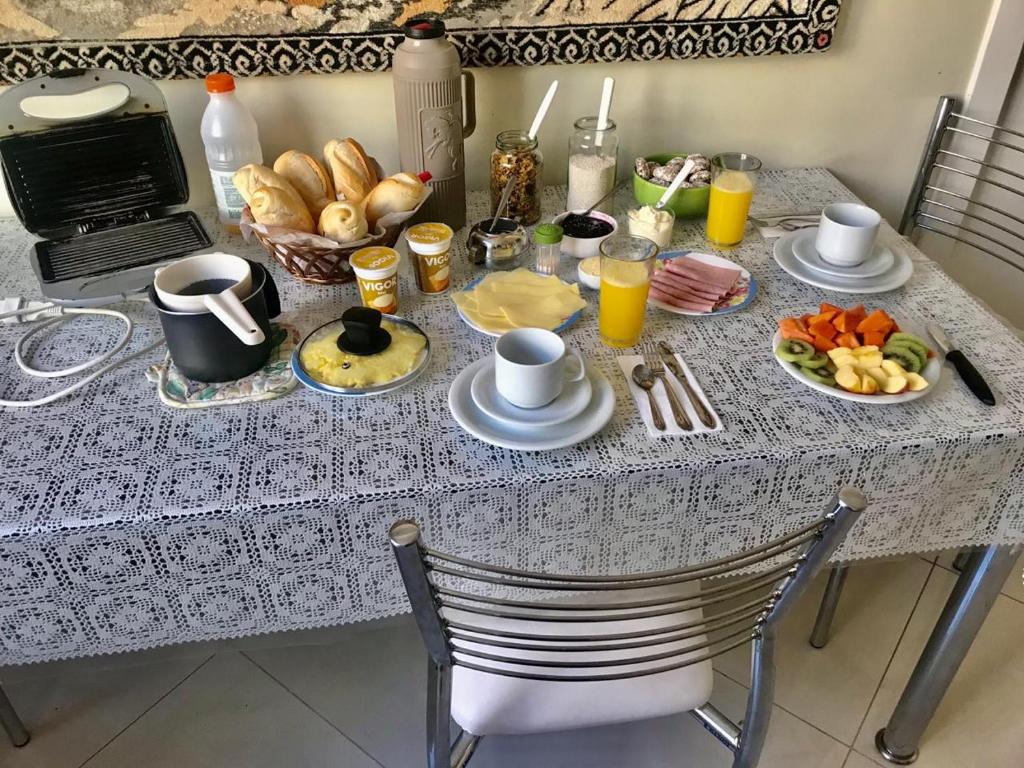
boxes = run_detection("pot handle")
[203,289,266,346]
[259,264,282,318]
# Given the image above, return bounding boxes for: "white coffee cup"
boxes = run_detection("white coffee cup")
[494,328,585,409]
[815,203,881,267]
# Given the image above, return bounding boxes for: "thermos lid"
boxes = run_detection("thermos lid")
[403,16,445,39]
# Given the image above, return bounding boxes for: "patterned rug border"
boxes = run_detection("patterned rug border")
[0,4,840,84]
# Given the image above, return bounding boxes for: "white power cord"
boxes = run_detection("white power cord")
[0,299,165,407]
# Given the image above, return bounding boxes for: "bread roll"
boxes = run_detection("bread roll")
[363,172,427,229]
[318,201,368,244]
[232,164,302,205]
[249,185,314,233]
[323,138,377,204]
[273,150,335,217]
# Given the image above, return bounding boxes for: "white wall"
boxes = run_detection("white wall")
[0,0,992,227]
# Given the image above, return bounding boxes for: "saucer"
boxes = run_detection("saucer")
[450,358,614,451]
[774,230,913,294]
[791,228,895,278]
[470,359,593,427]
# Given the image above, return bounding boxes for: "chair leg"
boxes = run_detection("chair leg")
[732,629,776,768]
[450,730,481,768]
[426,660,453,768]
[809,565,849,649]
[0,683,29,748]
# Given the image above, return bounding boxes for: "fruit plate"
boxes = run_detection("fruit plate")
[771,329,942,404]
[648,251,758,317]
[455,274,584,338]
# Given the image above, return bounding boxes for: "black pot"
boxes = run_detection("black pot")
[149,260,281,383]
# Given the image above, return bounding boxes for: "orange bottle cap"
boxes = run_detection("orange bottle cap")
[205,73,235,93]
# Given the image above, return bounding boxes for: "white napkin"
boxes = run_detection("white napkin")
[617,354,722,437]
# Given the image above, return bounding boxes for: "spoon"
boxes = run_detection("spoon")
[631,364,666,431]
[655,158,696,210]
[579,179,627,218]
[490,174,517,232]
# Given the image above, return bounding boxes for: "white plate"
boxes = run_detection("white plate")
[450,357,615,451]
[470,360,593,427]
[774,230,913,294]
[647,251,758,317]
[772,329,941,404]
[791,228,895,278]
[454,274,584,338]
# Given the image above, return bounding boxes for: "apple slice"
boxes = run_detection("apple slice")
[905,372,929,391]
[864,366,888,387]
[860,374,879,394]
[853,345,880,354]
[835,365,862,393]
[827,348,853,361]
[857,351,884,369]
[882,374,908,394]
[881,359,908,377]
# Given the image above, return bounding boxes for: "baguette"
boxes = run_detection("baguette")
[249,185,314,233]
[273,150,335,217]
[363,172,427,230]
[324,138,377,204]
[318,201,368,244]
[232,164,302,205]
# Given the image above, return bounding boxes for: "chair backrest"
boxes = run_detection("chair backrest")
[900,95,1024,274]
[390,488,866,681]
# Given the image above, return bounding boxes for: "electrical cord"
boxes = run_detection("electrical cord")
[0,300,165,408]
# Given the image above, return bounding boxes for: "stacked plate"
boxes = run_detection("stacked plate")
[774,228,913,294]
[448,357,614,451]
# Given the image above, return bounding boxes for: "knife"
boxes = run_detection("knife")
[657,341,717,429]
[927,324,995,406]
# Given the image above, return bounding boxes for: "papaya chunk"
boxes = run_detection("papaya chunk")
[833,312,859,333]
[857,309,892,334]
[809,318,838,339]
[809,310,838,325]
[836,332,860,349]
[780,317,814,344]
[863,331,886,347]
[820,302,843,315]
[812,333,838,353]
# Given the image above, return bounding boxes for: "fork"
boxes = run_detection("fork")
[644,343,693,431]
[749,216,818,232]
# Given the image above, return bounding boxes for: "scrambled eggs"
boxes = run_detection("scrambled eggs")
[299,320,427,388]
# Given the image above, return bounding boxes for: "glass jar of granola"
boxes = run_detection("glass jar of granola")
[490,129,543,226]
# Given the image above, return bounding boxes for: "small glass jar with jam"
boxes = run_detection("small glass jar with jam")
[490,129,543,226]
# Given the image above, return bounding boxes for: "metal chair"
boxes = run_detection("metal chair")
[0,683,29,747]
[390,488,867,768]
[810,94,1024,650]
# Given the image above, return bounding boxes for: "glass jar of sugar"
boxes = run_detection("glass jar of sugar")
[566,117,618,215]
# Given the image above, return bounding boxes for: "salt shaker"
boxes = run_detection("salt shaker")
[567,117,618,214]
[533,223,563,275]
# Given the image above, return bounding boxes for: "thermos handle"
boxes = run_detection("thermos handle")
[462,70,476,139]
[203,289,266,346]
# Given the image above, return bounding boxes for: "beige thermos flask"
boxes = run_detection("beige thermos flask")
[393,17,476,231]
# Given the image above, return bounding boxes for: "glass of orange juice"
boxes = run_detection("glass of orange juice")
[706,152,761,247]
[598,235,658,348]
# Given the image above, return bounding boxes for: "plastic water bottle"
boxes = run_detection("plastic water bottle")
[201,73,262,232]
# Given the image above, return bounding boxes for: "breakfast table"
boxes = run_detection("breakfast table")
[1,168,1022,761]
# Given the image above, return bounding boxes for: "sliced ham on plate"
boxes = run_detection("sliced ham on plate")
[650,254,744,313]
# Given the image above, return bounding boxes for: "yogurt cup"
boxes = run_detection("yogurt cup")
[350,246,400,314]
[405,222,453,295]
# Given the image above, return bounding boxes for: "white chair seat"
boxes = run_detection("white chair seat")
[445,581,714,736]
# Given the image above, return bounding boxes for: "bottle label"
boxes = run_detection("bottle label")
[210,169,246,222]
[420,105,463,180]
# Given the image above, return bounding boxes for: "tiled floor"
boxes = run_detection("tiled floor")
[2,555,1022,768]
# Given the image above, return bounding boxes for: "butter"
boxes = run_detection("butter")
[300,320,426,388]
[627,205,674,248]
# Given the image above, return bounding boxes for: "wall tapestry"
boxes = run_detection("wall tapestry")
[0,1,841,84]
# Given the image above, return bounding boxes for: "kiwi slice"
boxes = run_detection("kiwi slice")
[800,352,830,370]
[776,340,816,363]
[800,367,836,386]
[882,346,922,373]
[883,342,925,372]
[887,333,929,360]
[825,360,838,374]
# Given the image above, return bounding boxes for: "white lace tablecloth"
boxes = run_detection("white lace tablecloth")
[2,169,1023,665]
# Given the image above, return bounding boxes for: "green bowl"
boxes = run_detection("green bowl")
[632,153,710,219]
